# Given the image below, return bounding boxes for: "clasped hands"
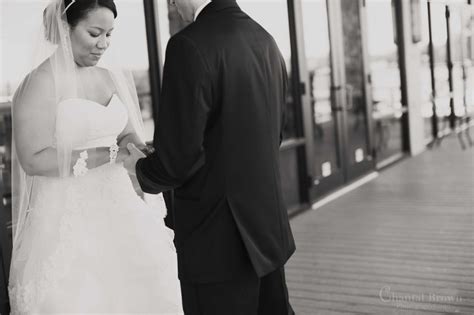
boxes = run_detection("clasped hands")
[116,143,154,175]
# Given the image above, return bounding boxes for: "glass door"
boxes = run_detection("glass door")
[339,0,375,180]
[365,0,405,166]
[299,0,345,196]
[299,0,375,199]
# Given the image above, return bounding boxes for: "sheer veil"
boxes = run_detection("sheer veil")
[11,0,145,251]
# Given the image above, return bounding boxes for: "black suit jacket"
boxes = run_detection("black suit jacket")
[136,0,295,283]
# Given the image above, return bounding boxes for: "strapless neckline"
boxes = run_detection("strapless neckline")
[55,93,128,150]
[61,94,120,109]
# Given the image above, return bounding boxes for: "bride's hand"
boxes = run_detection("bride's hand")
[134,143,155,156]
[123,143,147,175]
[115,147,131,164]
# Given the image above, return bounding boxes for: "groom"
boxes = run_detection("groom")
[125,0,295,313]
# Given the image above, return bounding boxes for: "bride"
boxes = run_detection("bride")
[8,0,183,313]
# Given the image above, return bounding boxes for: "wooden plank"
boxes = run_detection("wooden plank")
[287,137,474,314]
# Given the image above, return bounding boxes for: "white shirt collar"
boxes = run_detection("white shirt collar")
[194,0,212,21]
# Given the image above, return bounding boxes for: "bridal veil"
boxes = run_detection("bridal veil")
[10,0,146,258]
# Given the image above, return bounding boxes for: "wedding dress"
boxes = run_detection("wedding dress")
[9,94,183,314]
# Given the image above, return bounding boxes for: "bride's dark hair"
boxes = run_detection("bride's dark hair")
[43,0,118,43]
[64,0,118,28]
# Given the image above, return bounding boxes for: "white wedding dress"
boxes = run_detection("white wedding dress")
[9,95,183,314]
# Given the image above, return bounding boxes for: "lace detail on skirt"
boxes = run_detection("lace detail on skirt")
[9,185,84,314]
[8,164,182,313]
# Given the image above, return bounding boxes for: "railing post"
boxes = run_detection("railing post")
[445,5,456,130]
[427,1,439,140]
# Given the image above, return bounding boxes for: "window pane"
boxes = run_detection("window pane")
[366,0,404,162]
[114,0,154,142]
[156,3,189,56]
[156,1,171,61]
[1,0,51,97]
[300,0,341,179]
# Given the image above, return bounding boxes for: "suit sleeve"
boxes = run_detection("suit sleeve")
[136,34,211,194]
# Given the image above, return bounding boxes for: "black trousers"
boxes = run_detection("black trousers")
[180,267,294,315]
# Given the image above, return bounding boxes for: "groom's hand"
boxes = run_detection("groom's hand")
[124,143,146,176]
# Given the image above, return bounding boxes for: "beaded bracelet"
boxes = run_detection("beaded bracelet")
[73,150,88,177]
[109,143,119,164]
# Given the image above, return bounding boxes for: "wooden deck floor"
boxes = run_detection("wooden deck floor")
[286,137,474,314]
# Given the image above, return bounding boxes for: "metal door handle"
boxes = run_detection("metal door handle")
[345,84,354,111]
[330,85,344,111]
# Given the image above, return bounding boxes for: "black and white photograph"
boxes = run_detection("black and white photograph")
[0,0,473,314]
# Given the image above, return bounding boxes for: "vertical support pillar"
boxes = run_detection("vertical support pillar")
[144,0,161,124]
[340,0,366,95]
[287,0,312,204]
[399,0,426,155]
[469,0,474,60]
[445,5,456,130]
[0,181,11,314]
[427,1,439,140]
